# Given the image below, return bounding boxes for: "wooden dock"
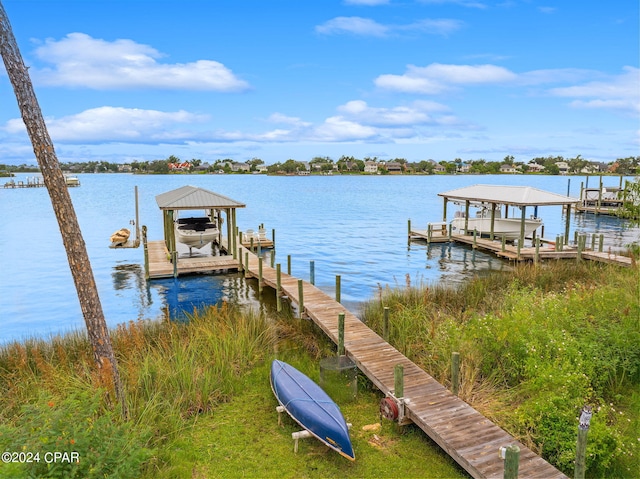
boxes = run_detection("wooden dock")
[410,229,634,267]
[146,240,239,278]
[239,244,567,479]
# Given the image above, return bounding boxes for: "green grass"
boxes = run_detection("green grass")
[362,261,640,478]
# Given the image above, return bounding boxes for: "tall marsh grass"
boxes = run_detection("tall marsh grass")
[0,302,276,478]
[361,261,640,477]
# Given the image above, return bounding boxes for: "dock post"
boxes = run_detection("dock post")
[448,223,452,241]
[503,444,520,479]
[575,405,592,479]
[598,234,604,252]
[272,228,276,248]
[590,234,596,251]
[250,236,254,252]
[577,234,584,261]
[558,236,564,252]
[297,279,304,319]
[534,237,540,263]
[258,257,263,294]
[408,219,411,244]
[310,260,315,285]
[287,255,292,275]
[142,226,149,280]
[257,240,262,256]
[271,249,275,268]
[336,275,341,303]
[394,364,404,399]
[338,312,345,356]
[245,252,249,277]
[238,245,244,271]
[517,240,521,260]
[501,234,506,252]
[172,251,178,278]
[276,264,282,312]
[451,351,460,396]
[473,229,477,248]
[383,307,390,341]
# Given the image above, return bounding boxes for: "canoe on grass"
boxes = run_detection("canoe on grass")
[270,359,355,461]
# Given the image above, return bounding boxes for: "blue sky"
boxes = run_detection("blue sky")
[0,0,638,165]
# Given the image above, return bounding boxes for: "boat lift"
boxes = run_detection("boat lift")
[109,186,141,249]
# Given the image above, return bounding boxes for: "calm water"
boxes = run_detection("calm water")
[1,173,637,343]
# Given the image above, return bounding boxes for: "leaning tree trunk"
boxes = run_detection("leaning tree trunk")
[0,2,125,412]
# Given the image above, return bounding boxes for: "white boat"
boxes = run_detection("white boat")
[65,175,80,187]
[450,208,542,240]
[174,216,219,250]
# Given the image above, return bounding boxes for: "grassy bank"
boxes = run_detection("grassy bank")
[362,261,639,477]
[0,302,466,478]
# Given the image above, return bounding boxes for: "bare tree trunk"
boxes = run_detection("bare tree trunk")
[0,2,125,412]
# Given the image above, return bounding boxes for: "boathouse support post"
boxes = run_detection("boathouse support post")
[565,205,572,245]
[519,205,526,248]
[276,264,282,312]
[336,275,341,303]
[310,260,315,285]
[490,203,497,240]
[297,279,304,319]
[503,444,520,479]
[442,198,448,222]
[464,200,470,235]
[575,405,592,479]
[451,351,460,396]
[338,312,345,356]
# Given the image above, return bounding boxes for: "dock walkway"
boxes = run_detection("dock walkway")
[240,244,567,479]
[410,229,634,267]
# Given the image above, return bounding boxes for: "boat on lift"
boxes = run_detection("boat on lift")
[174,216,219,250]
[450,206,542,240]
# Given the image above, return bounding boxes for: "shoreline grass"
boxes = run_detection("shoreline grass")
[361,261,639,477]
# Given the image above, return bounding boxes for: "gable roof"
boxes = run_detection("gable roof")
[155,185,246,210]
[438,185,579,206]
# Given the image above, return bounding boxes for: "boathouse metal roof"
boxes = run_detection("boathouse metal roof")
[155,185,246,210]
[438,185,580,206]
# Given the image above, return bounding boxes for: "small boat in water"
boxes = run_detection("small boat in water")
[270,359,355,461]
[110,228,130,245]
[174,216,219,250]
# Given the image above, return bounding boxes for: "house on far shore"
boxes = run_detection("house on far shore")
[500,164,517,174]
[555,161,569,174]
[364,160,378,174]
[384,161,403,174]
[527,162,545,173]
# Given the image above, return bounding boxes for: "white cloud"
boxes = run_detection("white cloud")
[549,67,640,114]
[31,33,249,91]
[375,63,516,93]
[316,17,463,37]
[315,17,389,36]
[4,106,210,143]
[337,99,452,126]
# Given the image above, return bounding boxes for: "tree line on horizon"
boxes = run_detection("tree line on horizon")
[2,154,638,176]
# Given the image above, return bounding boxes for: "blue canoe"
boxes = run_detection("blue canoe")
[270,359,355,461]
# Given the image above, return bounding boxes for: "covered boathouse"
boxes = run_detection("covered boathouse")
[145,185,246,279]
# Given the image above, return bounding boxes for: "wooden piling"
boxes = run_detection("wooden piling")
[310,260,315,285]
[335,275,341,303]
[504,445,520,479]
[383,306,390,341]
[258,257,263,294]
